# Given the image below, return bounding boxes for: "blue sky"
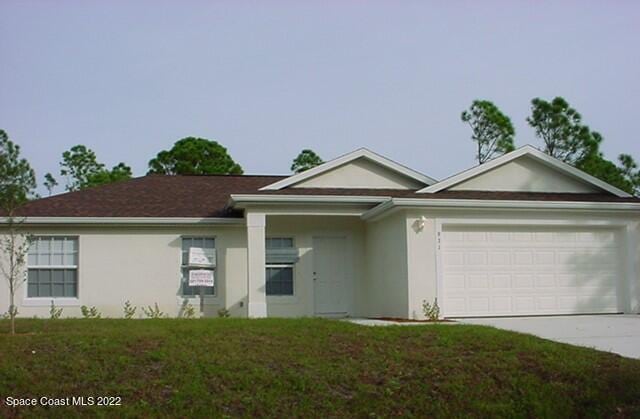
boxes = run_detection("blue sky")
[1,1,639,194]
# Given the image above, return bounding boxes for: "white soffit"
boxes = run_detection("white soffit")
[417,145,632,197]
[260,148,437,191]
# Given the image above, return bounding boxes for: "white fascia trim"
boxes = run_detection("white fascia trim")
[360,199,395,221]
[361,197,640,221]
[0,217,245,226]
[230,194,389,207]
[259,148,437,190]
[418,145,632,197]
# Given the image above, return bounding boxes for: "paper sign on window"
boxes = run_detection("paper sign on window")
[189,247,214,266]
[188,269,214,287]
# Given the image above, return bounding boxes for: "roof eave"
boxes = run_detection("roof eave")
[229,194,389,209]
[361,197,640,221]
[0,217,245,226]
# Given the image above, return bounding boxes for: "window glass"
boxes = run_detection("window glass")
[27,237,78,298]
[266,267,294,296]
[181,237,215,265]
[265,237,295,296]
[27,269,77,298]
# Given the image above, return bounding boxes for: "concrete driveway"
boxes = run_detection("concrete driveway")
[460,315,640,359]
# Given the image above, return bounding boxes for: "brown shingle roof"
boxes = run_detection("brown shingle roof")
[14,175,285,218]
[11,175,640,218]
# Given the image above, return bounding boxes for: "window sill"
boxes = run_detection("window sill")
[22,298,81,307]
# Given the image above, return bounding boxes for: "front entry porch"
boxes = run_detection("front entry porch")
[245,213,365,318]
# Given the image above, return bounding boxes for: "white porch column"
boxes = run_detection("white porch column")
[246,212,267,318]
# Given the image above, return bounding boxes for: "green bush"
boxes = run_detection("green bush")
[180,300,196,319]
[142,303,165,319]
[421,298,440,321]
[49,300,63,319]
[80,305,101,319]
[123,300,137,319]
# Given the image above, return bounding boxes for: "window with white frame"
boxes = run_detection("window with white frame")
[265,237,297,296]
[181,237,216,296]
[27,236,78,298]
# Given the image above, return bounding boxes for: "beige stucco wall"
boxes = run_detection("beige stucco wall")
[2,208,637,320]
[362,212,409,318]
[0,216,368,319]
[0,225,248,319]
[450,156,601,193]
[294,158,425,189]
[405,211,438,319]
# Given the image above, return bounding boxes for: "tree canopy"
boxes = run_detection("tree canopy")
[60,145,132,191]
[461,100,515,164]
[60,145,104,191]
[618,154,640,195]
[0,130,36,213]
[524,97,639,196]
[291,149,324,173]
[148,137,243,175]
[43,173,58,196]
[577,152,640,196]
[527,97,601,165]
[85,163,133,189]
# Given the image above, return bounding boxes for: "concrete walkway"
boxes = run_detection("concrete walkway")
[460,315,640,359]
[345,318,452,326]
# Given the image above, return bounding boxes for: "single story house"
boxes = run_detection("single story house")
[2,145,639,319]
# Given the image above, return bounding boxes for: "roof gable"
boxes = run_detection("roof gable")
[449,155,600,193]
[261,148,436,191]
[418,145,632,197]
[292,157,427,189]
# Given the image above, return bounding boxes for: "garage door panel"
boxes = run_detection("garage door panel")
[442,225,622,317]
[489,232,510,242]
[467,273,490,289]
[513,251,534,265]
[491,274,511,288]
[492,296,511,312]
[513,274,534,289]
[469,297,490,313]
[535,251,555,265]
[442,251,464,266]
[537,296,557,310]
[465,252,487,265]
[488,251,510,265]
[446,274,465,289]
[466,231,487,242]
[535,274,555,288]
[514,296,536,312]
[534,232,554,242]
[446,298,466,313]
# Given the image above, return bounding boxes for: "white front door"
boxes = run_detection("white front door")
[313,236,348,316]
[441,225,623,317]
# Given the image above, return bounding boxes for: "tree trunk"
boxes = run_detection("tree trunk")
[9,291,15,335]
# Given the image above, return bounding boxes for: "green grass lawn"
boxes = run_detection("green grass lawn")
[0,318,639,418]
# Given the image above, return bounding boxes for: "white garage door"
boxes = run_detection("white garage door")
[441,225,622,317]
